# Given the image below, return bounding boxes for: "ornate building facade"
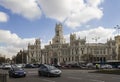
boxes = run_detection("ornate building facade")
[27,23,120,64]
[27,38,42,63]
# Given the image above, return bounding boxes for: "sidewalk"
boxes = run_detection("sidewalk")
[0,69,8,74]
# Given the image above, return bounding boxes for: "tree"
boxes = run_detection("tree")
[12,50,27,64]
[0,56,5,63]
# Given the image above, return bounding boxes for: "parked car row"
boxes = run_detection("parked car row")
[60,63,94,69]
[1,63,120,78]
[1,63,120,70]
[100,64,113,69]
[59,63,120,69]
[25,64,41,68]
[0,63,25,69]
[0,63,41,69]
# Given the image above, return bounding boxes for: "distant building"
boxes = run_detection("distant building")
[27,23,120,64]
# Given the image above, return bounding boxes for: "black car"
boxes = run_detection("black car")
[8,67,26,78]
[52,64,61,69]
[25,64,35,68]
[38,64,61,77]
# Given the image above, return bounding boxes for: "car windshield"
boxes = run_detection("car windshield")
[48,65,57,70]
[13,67,23,71]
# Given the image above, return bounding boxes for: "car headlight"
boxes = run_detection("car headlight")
[50,70,61,74]
[58,70,61,73]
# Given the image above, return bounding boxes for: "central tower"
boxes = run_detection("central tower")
[52,23,65,44]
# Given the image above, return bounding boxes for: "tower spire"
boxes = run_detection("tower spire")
[52,23,65,44]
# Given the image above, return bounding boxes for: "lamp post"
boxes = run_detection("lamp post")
[22,51,23,64]
[4,55,6,63]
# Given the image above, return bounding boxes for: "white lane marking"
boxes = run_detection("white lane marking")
[41,79,55,82]
[28,71,37,74]
[27,71,38,75]
[90,79,105,82]
[94,76,102,78]
[67,77,82,80]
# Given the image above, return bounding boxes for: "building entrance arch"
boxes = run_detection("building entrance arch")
[51,52,58,65]
[53,58,58,65]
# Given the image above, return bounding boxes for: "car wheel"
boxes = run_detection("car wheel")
[58,75,61,77]
[38,71,42,76]
[47,73,50,77]
[23,74,26,77]
[9,74,12,78]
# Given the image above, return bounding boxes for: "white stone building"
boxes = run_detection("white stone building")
[27,23,120,64]
[27,38,42,63]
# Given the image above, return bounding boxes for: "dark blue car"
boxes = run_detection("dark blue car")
[8,67,26,78]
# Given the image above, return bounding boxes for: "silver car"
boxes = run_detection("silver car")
[100,64,112,69]
[38,64,62,77]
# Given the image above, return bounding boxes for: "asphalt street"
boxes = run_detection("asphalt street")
[1,68,120,82]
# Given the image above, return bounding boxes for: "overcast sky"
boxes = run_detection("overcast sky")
[0,0,119,58]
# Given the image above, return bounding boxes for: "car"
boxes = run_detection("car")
[33,64,41,68]
[8,67,26,78]
[2,64,12,69]
[100,64,112,69]
[86,63,93,68]
[15,64,24,68]
[0,64,3,69]
[25,64,35,68]
[70,63,80,68]
[118,65,120,69]
[38,64,61,77]
[52,64,61,69]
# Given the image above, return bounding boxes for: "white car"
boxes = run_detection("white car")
[100,64,112,69]
[0,65,3,69]
[15,64,24,68]
[118,65,120,69]
[2,64,12,69]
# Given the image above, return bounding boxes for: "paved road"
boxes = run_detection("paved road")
[1,69,120,82]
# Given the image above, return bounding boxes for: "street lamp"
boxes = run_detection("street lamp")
[22,51,23,64]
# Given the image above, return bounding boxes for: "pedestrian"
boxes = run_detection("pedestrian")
[96,64,99,69]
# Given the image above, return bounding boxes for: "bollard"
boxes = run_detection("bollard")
[0,74,7,82]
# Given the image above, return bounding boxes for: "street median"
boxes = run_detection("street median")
[90,69,120,75]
